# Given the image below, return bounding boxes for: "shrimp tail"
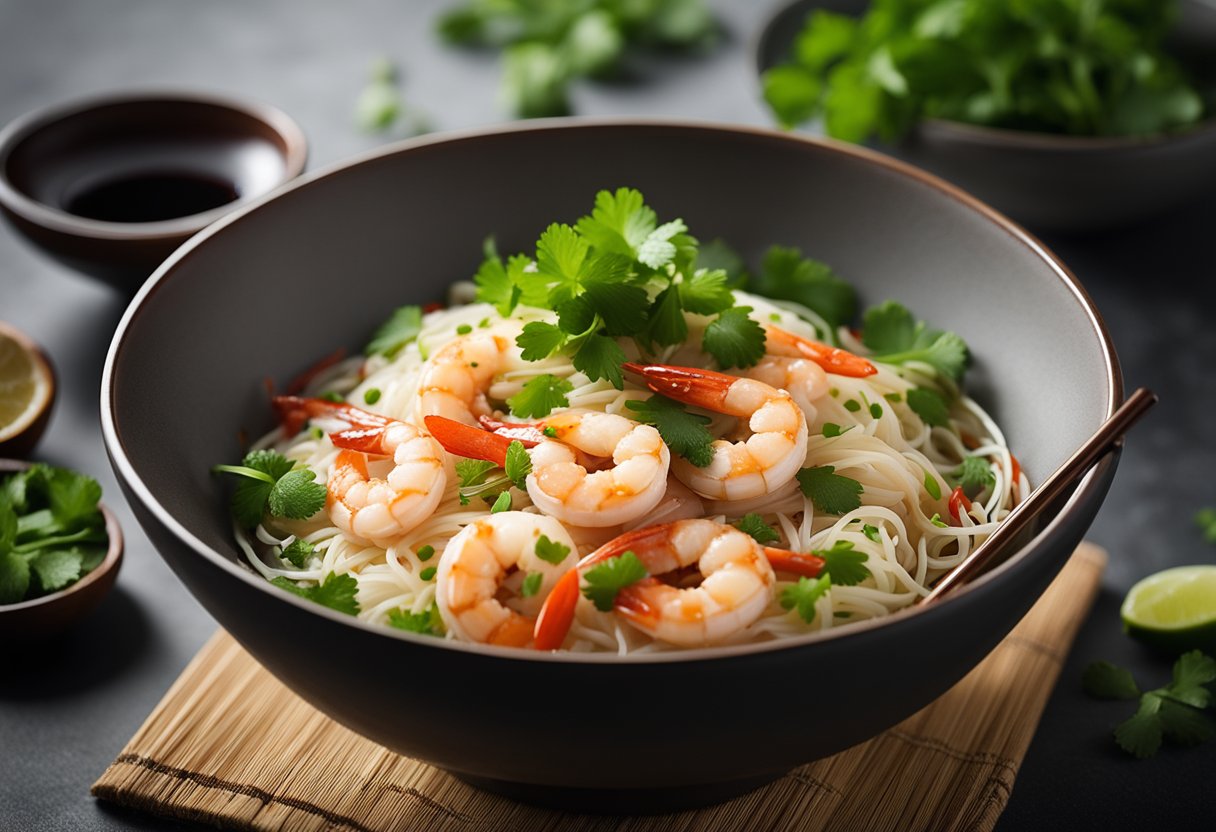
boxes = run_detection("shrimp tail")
[762,326,877,378]
[621,363,736,411]
[477,415,547,446]
[577,522,677,569]
[425,414,514,467]
[763,547,826,578]
[273,395,393,450]
[532,568,581,650]
[613,578,662,626]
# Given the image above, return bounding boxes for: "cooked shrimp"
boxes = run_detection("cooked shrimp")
[418,330,519,425]
[424,411,671,528]
[274,397,445,547]
[435,512,577,647]
[623,363,808,501]
[746,356,830,414]
[536,519,776,649]
[764,325,876,378]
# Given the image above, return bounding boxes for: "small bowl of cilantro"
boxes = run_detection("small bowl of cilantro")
[0,460,123,639]
[756,0,1216,230]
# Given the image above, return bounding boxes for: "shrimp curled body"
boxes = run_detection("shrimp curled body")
[418,331,518,425]
[594,519,777,647]
[436,511,577,647]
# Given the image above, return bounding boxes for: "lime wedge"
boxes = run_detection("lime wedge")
[0,323,55,456]
[1121,565,1216,654]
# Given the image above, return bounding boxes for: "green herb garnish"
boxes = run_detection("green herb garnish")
[388,602,444,636]
[507,374,574,418]
[863,302,968,382]
[734,513,780,545]
[796,465,864,515]
[535,535,571,565]
[271,572,360,616]
[582,551,648,611]
[213,450,327,529]
[625,394,715,467]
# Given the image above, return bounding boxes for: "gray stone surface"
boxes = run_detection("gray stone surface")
[0,1,1211,829]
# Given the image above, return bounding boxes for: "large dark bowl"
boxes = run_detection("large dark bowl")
[756,0,1216,232]
[101,121,1122,811]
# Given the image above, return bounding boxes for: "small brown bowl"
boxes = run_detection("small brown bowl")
[0,90,307,292]
[0,460,124,640]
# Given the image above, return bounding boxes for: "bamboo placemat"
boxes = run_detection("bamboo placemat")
[93,543,1106,832]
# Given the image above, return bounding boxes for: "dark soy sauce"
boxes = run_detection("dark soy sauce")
[64,171,239,223]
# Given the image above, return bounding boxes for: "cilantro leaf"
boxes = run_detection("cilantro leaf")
[1169,650,1216,709]
[1196,508,1216,544]
[625,395,715,468]
[388,602,444,636]
[862,302,968,381]
[536,222,590,292]
[520,571,544,598]
[862,523,881,542]
[502,41,569,118]
[636,219,688,269]
[1114,697,1164,760]
[735,513,780,545]
[267,469,327,521]
[703,307,766,370]
[366,305,423,358]
[490,492,512,513]
[456,459,498,489]
[473,254,523,317]
[214,450,325,528]
[797,465,863,515]
[951,456,995,496]
[748,246,856,330]
[271,572,360,616]
[45,468,103,529]
[646,286,688,347]
[535,534,571,565]
[517,322,567,361]
[504,440,532,490]
[507,374,573,418]
[1157,698,1216,746]
[30,548,84,593]
[0,549,30,604]
[0,496,17,554]
[819,540,869,586]
[781,574,832,624]
[582,551,648,612]
[907,387,951,429]
[581,279,649,336]
[1082,661,1141,701]
[574,188,656,258]
[572,334,626,388]
[696,239,747,287]
[762,64,822,129]
[679,268,734,316]
[280,539,316,569]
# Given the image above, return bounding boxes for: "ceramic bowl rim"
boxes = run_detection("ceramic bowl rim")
[0,88,309,242]
[751,0,1216,152]
[0,459,124,615]
[100,117,1123,665]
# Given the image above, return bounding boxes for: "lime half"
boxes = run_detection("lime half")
[0,323,55,456]
[1121,565,1216,654]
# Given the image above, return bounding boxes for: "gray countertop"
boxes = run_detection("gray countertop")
[0,1,1212,829]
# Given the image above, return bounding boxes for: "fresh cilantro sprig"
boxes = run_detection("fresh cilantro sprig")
[437,1,717,119]
[365,305,423,359]
[1083,651,1216,759]
[625,394,715,467]
[762,2,1204,141]
[279,539,316,569]
[951,456,996,497]
[746,245,856,336]
[508,374,573,418]
[862,302,969,382]
[453,441,531,505]
[213,450,327,528]
[582,551,648,611]
[389,601,445,636]
[735,513,780,545]
[779,540,870,624]
[906,387,951,429]
[0,465,109,605]
[797,465,864,515]
[271,572,361,616]
[472,188,766,387]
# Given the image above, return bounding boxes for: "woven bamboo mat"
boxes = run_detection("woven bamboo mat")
[93,543,1106,832]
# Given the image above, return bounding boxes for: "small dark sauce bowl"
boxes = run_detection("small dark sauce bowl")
[0,91,307,292]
